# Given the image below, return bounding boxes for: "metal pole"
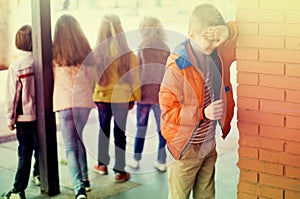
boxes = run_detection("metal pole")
[31,0,60,196]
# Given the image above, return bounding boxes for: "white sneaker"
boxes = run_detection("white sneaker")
[32,175,40,186]
[127,159,140,169]
[154,162,167,172]
[1,189,25,199]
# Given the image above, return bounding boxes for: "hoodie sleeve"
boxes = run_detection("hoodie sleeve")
[5,64,18,126]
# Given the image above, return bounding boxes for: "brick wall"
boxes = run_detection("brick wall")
[236,0,300,198]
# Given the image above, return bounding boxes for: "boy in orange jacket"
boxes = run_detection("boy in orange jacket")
[159,4,238,199]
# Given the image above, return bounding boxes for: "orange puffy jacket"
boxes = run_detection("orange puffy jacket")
[159,22,238,160]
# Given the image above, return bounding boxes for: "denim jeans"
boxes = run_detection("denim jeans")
[13,121,37,192]
[58,108,90,193]
[134,103,166,163]
[96,102,129,173]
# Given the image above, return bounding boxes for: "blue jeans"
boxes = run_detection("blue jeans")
[96,102,129,173]
[58,108,90,193]
[13,121,37,192]
[134,103,166,163]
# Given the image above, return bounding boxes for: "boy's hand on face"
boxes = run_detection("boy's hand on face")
[201,25,229,47]
[204,99,224,120]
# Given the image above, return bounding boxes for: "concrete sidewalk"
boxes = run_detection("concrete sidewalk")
[0,108,168,199]
[0,107,239,199]
[0,139,141,199]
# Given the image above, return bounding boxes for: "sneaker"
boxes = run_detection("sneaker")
[127,159,140,169]
[154,162,167,172]
[115,172,131,183]
[75,188,87,199]
[93,165,108,175]
[31,175,40,186]
[2,189,26,199]
[82,180,91,192]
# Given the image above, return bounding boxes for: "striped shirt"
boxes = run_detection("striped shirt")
[188,48,221,144]
[190,68,217,144]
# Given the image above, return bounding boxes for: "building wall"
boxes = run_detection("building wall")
[236,0,300,198]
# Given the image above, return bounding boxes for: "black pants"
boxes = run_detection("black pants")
[96,102,129,173]
[13,121,38,192]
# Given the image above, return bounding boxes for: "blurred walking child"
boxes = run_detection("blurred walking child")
[127,17,169,172]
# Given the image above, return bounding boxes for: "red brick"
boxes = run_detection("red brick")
[237,85,284,101]
[286,64,300,77]
[237,73,259,86]
[236,0,259,8]
[286,166,300,179]
[260,24,300,37]
[237,61,284,75]
[257,186,283,199]
[237,191,258,199]
[260,74,300,90]
[237,9,284,23]
[238,109,284,126]
[239,146,259,159]
[238,158,283,175]
[260,100,300,117]
[240,170,258,182]
[239,133,260,148]
[285,190,300,199]
[238,35,284,49]
[286,11,300,23]
[260,137,284,151]
[238,181,283,199]
[237,48,258,60]
[238,121,259,135]
[260,125,300,142]
[286,38,300,50]
[260,150,300,167]
[286,90,300,104]
[260,49,300,64]
[260,173,300,191]
[237,23,259,35]
[260,0,300,10]
[286,116,300,130]
[238,97,259,110]
[286,141,300,155]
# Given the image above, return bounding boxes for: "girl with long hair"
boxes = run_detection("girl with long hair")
[93,14,140,182]
[52,14,95,199]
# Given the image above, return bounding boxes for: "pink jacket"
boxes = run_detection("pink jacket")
[5,51,36,125]
[53,65,96,112]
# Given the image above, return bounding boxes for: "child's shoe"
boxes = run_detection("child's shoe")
[115,172,131,183]
[32,175,40,186]
[2,189,26,199]
[93,165,108,175]
[75,188,87,199]
[154,161,167,172]
[127,159,140,169]
[82,180,91,192]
